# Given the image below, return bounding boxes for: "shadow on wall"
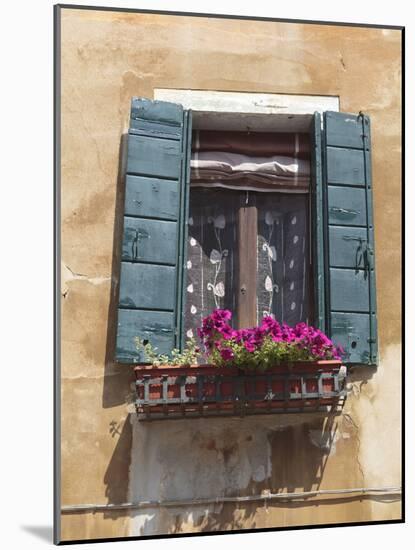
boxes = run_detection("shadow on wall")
[167,492,401,534]
[129,412,359,535]
[103,133,134,409]
[347,364,377,388]
[101,414,133,523]
[100,134,134,516]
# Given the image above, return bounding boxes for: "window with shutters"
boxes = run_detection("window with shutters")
[115,98,377,368]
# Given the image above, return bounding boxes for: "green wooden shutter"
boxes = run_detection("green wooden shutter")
[115,97,192,363]
[320,111,377,365]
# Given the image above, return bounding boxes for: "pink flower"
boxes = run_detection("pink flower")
[244,341,256,353]
[197,309,344,363]
[220,348,235,361]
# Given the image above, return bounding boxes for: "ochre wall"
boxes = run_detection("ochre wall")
[59,8,402,542]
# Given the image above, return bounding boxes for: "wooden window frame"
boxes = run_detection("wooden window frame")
[236,194,258,327]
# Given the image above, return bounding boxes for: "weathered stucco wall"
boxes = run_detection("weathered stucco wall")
[59,8,402,542]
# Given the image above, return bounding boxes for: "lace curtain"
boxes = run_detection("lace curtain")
[184,188,239,339]
[256,193,310,325]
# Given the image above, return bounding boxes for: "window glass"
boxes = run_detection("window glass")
[184,188,239,339]
[256,193,311,324]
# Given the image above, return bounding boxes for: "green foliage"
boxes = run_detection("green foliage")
[134,335,331,370]
[134,337,201,367]
[207,336,323,371]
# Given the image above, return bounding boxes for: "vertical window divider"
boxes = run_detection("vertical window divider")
[237,191,258,328]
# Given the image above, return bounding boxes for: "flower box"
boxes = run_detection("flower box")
[133,360,347,420]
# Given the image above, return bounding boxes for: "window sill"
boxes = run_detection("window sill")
[133,361,347,420]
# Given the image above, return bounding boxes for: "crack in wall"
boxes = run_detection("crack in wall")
[342,412,365,484]
[61,261,112,298]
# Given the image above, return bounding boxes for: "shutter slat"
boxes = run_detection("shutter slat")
[330,268,369,312]
[325,112,366,149]
[328,186,367,226]
[326,147,365,186]
[331,312,371,363]
[131,98,184,125]
[119,263,176,310]
[124,175,179,220]
[122,218,178,264]
[127,134,182,179]
[115,97,191,363]
[129,121,183,140]
[322,111,377,366]
[329,226,372,268]
[116,310,175,362]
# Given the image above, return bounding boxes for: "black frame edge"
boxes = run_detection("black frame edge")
[53,4,62,546]
[55,4,405,30]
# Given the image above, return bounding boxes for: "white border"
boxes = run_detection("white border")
[0,2,408,550]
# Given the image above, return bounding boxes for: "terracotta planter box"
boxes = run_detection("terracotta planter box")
[133,360,347,420]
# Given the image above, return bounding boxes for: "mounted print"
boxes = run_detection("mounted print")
[54,4,403,545]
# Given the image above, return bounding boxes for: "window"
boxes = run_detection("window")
[184,130,312,339]
[115,97,377,366]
